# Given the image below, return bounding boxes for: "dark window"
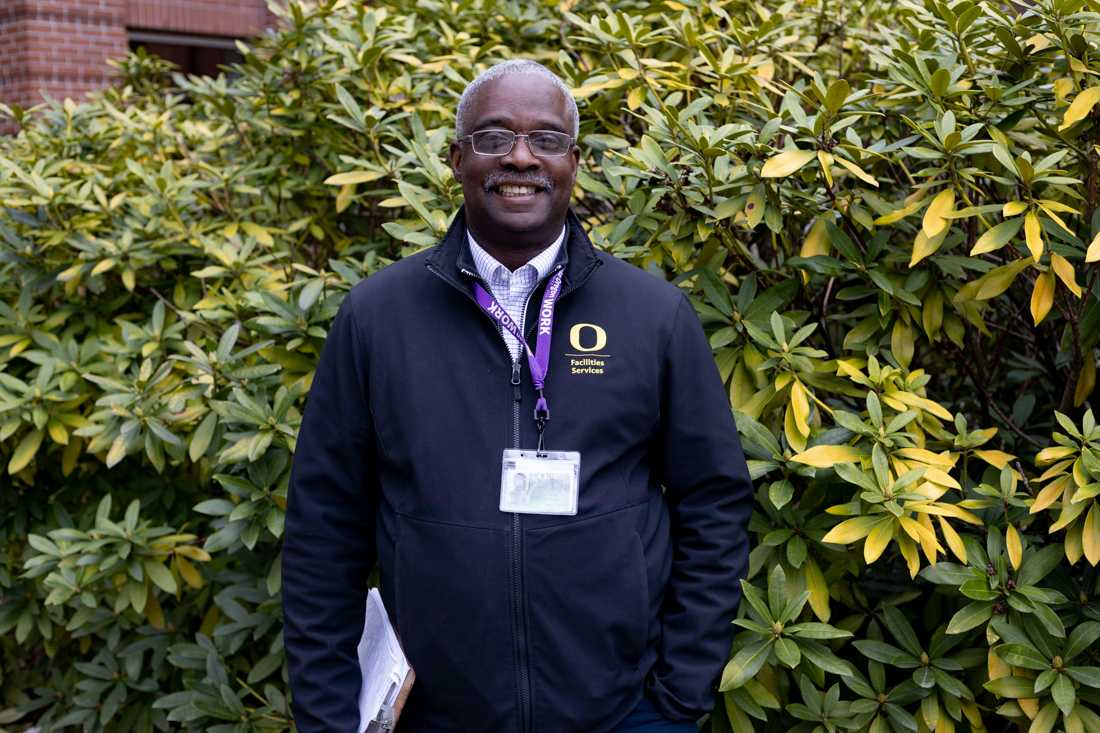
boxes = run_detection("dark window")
[128,31,242,78]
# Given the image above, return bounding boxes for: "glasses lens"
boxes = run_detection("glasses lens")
[471,130,515,155]
[529,131,572,156]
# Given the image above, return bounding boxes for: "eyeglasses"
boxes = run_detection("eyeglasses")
[457,129,575,157]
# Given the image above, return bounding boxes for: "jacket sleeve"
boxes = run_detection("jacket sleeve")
[645,294,753,721]
[282,296,377,732]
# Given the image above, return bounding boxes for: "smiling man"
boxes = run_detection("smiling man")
[282,60,753,733]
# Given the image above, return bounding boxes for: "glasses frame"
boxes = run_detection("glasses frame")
[456,128,576,157]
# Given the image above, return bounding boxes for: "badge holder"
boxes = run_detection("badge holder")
[499,391,580,516]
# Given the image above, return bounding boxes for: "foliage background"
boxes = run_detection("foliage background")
[3,0,1100,730]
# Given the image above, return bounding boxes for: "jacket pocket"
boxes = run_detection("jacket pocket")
[523,502,649,733]
[393,514,516,733]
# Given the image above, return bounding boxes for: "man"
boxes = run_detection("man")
[283,59,753,732]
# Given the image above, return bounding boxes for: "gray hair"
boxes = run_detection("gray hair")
[455,59,580,139]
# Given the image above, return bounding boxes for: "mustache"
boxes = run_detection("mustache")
[483,172,553,192]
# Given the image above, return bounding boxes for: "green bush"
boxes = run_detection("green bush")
[2,0,1100,730]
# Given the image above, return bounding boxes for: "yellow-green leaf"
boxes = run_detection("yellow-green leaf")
[1006,524,1023,570]
[874,198,922,226]
[8,429,44,474]
[1024,211,1043,261]
[1084,503,1100,566]
[1003,201,1028,217]
[971,219,1022,256]
[804,556,830,622]
[1059,86,1100,131]
[864,519,894,563]
[241,222,274,247]
[1030,272,1055,325]
[835,156,878,187]
[791,444,863,468]
[761,149,816,178]
[1050,253,1082,297]
[910,229,946,267]
[973,258,1031,300]
[922,189,955,238]
[822,515,882,544]
[800,216,830,257]
[789,380,811,435]
[323,170,385,186]
[176,556,203,589]
[1086,230,1100,263]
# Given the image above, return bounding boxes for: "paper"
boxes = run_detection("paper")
[356,588,411,733]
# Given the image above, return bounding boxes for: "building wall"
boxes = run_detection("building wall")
[0,0,276,131]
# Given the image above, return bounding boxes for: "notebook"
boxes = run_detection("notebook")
[356,588,412,733]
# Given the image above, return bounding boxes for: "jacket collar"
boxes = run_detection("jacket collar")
[426,206,600,295]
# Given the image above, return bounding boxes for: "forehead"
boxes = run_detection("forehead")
[466,73,572,132]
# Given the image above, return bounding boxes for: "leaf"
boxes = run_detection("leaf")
[822,515,881,544]
[853,639,912,665]
[1066,667,1100,689]
[1084,502,1100,566]
[835,156,878,187]
[971,258,1032,301]
[774,637,800,668]
[800,216,830,257]
[719,639,773,690]
[189,412,218,462]
[1066,622,1100,660]
[1060,86,1100,131]
[971,219,1023,256]
[790,444,862,468]
[804,556,831,622]
[323,170,385,186]
[789,381,811,436]
[922,189,955,238]
[1086,230,1100,263]
[947,601,994,634]
[1024,211,1043,262]
[1030,703,1059,733]
[995,643,1049,670]
[864,518,894,563]
[1006,524,1023,570]
[761,149,816,178]
[8,428,43,474]
[1047,253,1082,294]
[984,675,1037,698]
[1052,673,1076,716]
[910,229,946,268]
[144,561,177,594]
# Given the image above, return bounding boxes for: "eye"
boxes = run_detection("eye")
[530,131,571,155]
[473,130,514,153]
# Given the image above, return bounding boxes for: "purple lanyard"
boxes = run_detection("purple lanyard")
[473,269,564,428]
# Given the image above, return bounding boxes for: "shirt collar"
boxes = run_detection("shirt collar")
[467,226,566,285]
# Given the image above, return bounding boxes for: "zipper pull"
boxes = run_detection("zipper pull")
[511,360,522,402]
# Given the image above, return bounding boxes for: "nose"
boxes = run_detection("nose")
[500,134,540,170]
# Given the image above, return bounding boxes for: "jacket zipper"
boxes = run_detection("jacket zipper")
[429,260,573,733]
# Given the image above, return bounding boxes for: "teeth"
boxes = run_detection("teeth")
[498,184,537,196]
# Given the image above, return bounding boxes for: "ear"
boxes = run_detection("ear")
[448,141,464,182]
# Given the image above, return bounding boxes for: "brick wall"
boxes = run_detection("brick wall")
[128,0,275,38]
[0,0,277,133]
[0,0,128,114]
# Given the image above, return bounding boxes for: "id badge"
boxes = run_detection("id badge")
[500,449,580,516]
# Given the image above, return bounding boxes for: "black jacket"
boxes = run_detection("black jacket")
[283,207,753,733]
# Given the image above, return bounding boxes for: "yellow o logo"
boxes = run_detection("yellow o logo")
[569,323,607,352]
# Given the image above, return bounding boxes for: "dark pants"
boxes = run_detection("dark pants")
[610,695,698,732]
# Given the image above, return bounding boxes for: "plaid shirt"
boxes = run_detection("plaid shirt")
[467,227,565,361]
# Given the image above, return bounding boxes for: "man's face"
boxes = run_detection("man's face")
[449,73,580,246]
